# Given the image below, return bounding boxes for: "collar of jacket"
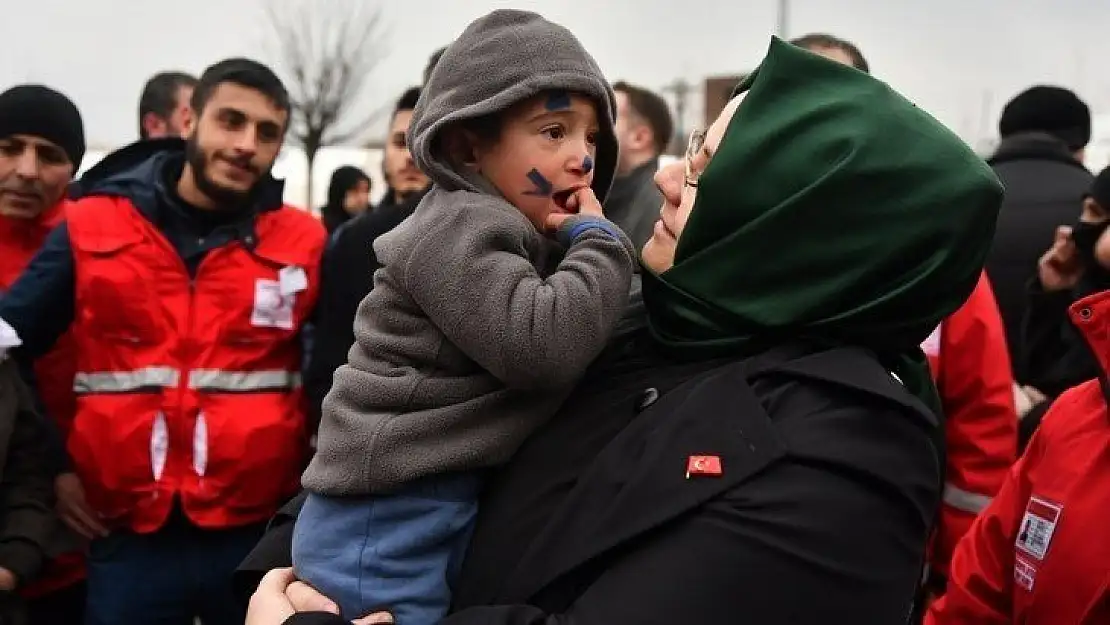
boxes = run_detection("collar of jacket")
[988,132,1090,173]
[77,140,285,250]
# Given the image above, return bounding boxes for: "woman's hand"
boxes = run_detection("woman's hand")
[246,568,338,624]
[246,567,395,624]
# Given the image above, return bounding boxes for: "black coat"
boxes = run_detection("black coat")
[1021,279,1100,399]
[246,337,943,625]
[303,190,425,429]
[986,132,1093,380]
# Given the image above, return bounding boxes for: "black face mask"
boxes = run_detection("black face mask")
[1072,219,1110,293]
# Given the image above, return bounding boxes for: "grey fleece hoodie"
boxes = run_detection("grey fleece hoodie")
[302,9,637,495]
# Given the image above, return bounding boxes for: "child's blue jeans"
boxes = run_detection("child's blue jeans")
[292,473,481,624]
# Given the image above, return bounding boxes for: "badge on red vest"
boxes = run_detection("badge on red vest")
[251,266,307,330]
[1016,496,1062,561]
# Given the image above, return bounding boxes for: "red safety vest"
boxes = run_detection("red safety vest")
[927,291,1110,623]
[65,195,324,533]
[0,201,87,598]
[920,271,1018,579]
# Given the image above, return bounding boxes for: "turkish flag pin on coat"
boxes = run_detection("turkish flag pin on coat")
[686,455,722,478]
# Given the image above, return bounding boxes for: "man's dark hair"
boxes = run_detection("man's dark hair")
[138,71,198,138]
[789,33,870,74]
[394,86,422,120]
[423,46,447,85]
[613,81,674,155]
[190,58,291,118]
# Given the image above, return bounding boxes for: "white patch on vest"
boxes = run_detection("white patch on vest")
[1016,496,1063,561]
[279,266,308,295]
[920,324,942,357]
[150,412,168,482]
[0,316,20,362]
[193,413,208,477]
[1014,556,1037,591]
[251,279,295,330]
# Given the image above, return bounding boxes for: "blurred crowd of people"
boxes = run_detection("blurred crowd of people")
[0,9,1105,624]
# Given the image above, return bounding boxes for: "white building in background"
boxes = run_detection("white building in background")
[77,146,387,214]
[1087,114,1110,174]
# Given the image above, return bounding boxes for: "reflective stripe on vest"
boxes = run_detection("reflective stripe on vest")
[943,482,992,514]
[73,368,300,394]
[151,412,168,481]
[188,369,301,392]
[148,413,209,482]
[73,367,179,394]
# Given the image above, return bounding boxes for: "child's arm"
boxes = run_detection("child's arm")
[401,195,636,389]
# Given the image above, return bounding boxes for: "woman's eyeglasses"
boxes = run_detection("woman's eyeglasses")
[684,128,708,189]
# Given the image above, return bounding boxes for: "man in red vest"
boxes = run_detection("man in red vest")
[0,84,89,625]
[0,58,325,624]
[919,273,1019,598]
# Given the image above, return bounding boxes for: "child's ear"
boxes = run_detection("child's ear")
[442,127,482,167]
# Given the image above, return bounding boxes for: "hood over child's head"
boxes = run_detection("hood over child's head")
[408,10,618,214]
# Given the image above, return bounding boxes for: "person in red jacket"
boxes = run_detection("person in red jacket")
[927,221,1110,623]
[0,84,88,625]
[920,271,1019,594]
[0,59,326,624]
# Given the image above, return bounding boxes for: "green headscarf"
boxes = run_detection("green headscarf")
[642,37,1003,410]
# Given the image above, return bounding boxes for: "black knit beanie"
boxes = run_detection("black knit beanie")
[0,85,85,168]
[999,85,1091,152]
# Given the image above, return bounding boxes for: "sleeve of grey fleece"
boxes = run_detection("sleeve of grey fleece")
[402,209,636,389]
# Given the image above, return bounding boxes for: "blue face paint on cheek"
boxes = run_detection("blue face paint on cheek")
[523,168,554,196]
[545,91,571,111]
[582,155,594,174]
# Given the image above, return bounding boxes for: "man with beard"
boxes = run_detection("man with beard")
[0,84,88,625]
[303,85,431,426]
[0,58,326,624]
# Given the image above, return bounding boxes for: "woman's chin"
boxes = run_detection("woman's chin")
[640,238,675,274]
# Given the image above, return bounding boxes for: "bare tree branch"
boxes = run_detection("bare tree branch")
[264,0,390,206]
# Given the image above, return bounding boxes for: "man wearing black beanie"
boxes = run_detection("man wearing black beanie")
[0,83,87,625]
[986,85,1094,384]
[0,84,84,220]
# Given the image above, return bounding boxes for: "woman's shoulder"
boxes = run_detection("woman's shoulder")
[760,346,934,415]
[744,345,942,505]
[637,343,941,491]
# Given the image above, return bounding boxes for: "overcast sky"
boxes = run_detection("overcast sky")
[6,0,1107,149]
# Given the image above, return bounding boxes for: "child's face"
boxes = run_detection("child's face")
[475,91,599,231]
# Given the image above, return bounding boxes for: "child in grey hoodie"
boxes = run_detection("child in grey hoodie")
[292,9,637,623]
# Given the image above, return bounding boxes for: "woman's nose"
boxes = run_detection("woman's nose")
[654,162,683,206]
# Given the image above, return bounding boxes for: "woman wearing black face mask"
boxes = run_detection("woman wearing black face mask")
[1020,165,1110,447]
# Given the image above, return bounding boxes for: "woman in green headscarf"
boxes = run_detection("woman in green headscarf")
[244,37,1002,625]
